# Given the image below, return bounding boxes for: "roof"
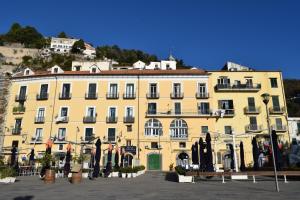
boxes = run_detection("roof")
[12,69,208,79]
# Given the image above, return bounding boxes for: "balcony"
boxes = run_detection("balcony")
[145,109,213,118]
[123,116,135,123]
[123,93,136,99]
[170,92,184,99]
[83,116,96,123]
[55,116,69,123]
[214,109,235,117]
[271,125,287,132]
[106,116,118,123]
[15,95,27,102]
[30,137,43,143]
[244,106,261,114]
[245,124,263,132]
[215,83,261,92]
[106,93,119,99]
[146,93,159,99]
[34,117,45,124]
[85,93,98,100]
[195,92,209,99]
[36,93,49,100]
[54,136,67,143]
[12,106,25,114]
[59,93,72,100]
[269,106,285,114]
[12,127,21,135]
[170,133,188,140]
[83,136,94,143]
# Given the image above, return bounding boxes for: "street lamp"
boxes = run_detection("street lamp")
[261,93,279,192]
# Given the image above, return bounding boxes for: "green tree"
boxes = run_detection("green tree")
[57,31,67,38]
[71,39,86,54]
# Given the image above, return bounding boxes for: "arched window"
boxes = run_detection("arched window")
[170,119,188,139]
[144,119,162,136]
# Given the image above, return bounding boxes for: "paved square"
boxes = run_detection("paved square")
[1,172,300,200]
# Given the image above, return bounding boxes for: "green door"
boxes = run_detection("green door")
[148,154,161,170]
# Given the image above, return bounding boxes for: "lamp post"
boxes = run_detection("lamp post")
[261,93,279,192]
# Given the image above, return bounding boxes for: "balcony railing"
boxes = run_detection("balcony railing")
[245,124,263,132]
[15,95,27,102]
[31,137,43,143]
[123,116,135,123]
[83,116,96,123]
[34,117,45,123]
[215,83,261,92]
[12,128,22,135]
[106,93,119,99]
[146,109,213,117]
[271,125,287,132]
[54,136,67,143]
[59,93,72,100]
[55,116,69,123]
[170,92,184,99]
[170,133,188,140]
[244,106,261,114]
[215,109,235,117]
[83,136,94,143]
[269,106,285,114]
[196,92,209,99]
[146,93,159,99]
[123,93,136,99]
[85,93,98,99]
[13,106,25,114]
[106,116,118,123]
[36,93,49,100]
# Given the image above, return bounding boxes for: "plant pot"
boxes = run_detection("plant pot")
[132,173,137,178]
[127,173,132,178]
[121,173,127,178]
[112,172,119,177]
[71,171,82,184]
[44,169,55,184]
[178,175,193,183]
[0,177,16,184]
[82,173,88,178]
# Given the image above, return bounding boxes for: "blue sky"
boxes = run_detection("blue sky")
[1,0,299,78]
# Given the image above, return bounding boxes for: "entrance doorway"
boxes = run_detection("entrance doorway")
[147,153,161,170]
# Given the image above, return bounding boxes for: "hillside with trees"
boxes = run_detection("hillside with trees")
[284,79,300,117]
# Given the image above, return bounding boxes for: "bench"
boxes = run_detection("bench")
[185,171,300,183]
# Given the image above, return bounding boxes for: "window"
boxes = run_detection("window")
[179,142,186,148]
[148,103,157,114]
[218,100,234,114]
[91,67,96,73]
[125,107,133,117]
[37,108,45,118]
[85,128,93,141]
[87,107,95,117]
[247,97,256,111]
[201,126,209,134]
[12,140,19,148]
[217,152,222,164]
[60,107,68,117]
[145,119,163,136]
[170,119,188,138]
[249,117,258,130]
[14,118,22,130]
[173,83,181,96]
[151,142,158,149]
[166,64,170,69]
[217,77,230,87]
[40,84,48,97]
[270,78,278,88]
[246,78,253,88]
[198,102,210,114]
[57,128,66,141]
[224,126,232,134]
[272,96,280,111]
[198,83,207,95]
[58,144,64,151]
[108,128,116,142]
[54,68,58,73]
[62,83,71,97]
[126,140,132,146]
[75,66,81,71]
[109,84,118,95]
[149,83,157,96]
[25,70,30,75]
[109,107,116,118]
[87,83,97,98]
[174,102,181,114]
[127,125,132,132]
[126,83,134,96]
[19,86,27,98]
[275,118,283,129]
[34,128,43,141]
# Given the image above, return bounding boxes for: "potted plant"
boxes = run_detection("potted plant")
[175,166,193,183]
[41,153,55,183]
[127,167,132,178]
[0,167,17,183]
[119,167,127,178]
[82,168,89,178]
[132,167,138,178]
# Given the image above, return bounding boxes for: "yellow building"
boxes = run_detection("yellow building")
[1,62,289,171]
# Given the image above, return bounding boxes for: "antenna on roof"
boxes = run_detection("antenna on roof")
[168,46,176,61]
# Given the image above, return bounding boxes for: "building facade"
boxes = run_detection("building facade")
[1,62,290,171]
[288,117,300,143]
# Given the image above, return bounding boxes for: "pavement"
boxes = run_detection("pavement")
[1,172,300,200]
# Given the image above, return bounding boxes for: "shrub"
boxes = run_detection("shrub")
[0,167,17,178]
[175,166,186,175]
